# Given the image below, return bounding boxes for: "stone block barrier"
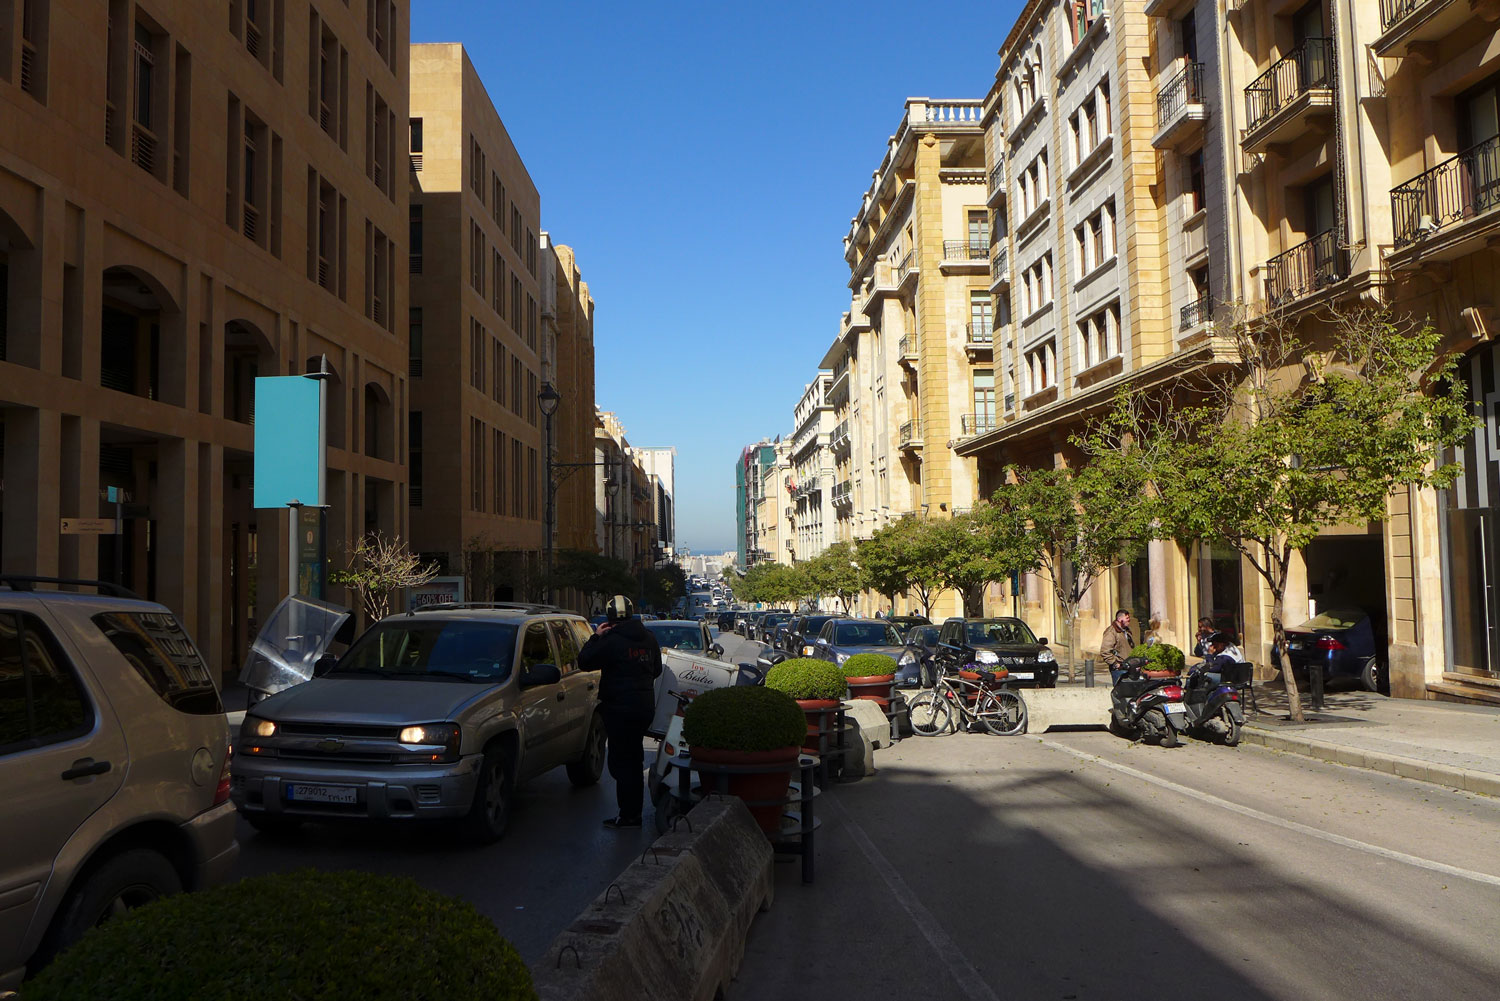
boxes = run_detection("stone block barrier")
[1022,686,1112,733]
[533,797,774,1001]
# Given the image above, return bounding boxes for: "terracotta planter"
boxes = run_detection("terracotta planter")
[690,745,800,837]
[795,698,842,754]
[845,674,896,715]
[1143,669,1177,679]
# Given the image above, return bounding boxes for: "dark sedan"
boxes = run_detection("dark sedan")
[895,624,941,689]
[1273,608,1386,693]
[934,617,1058,687]
[811,618,908,668]
[887,614,931,637]
[785,614,838,657]
[756,612,793,644]
[644,619,714,655]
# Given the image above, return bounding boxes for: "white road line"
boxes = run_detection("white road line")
[827,795,1002,1001]
[1041,738,1500,889]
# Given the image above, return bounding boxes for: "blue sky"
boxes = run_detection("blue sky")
[412,1,1022,553]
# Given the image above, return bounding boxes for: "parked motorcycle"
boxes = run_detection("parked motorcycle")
[1108,656,1185,747]
[1179,663,1246,746]
[648,659,764,833]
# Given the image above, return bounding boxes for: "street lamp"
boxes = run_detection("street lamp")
[538,382,561,603]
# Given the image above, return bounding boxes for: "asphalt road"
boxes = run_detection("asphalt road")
[719,628,1500,1001]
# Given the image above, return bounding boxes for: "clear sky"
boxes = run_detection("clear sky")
[411,1,1023,554]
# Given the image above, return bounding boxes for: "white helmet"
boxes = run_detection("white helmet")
[605,594,635,622]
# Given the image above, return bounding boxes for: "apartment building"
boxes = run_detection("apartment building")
[0,0,408,678]
[734,438,783,568]
[407,43,545,600]
[544,237,597,557]
[788,373,835,562]
[595,411,671,582]
[631,445,677,560]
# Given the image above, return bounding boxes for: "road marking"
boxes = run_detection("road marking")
[827,796,1002,1001]
[1041,739,1500,889]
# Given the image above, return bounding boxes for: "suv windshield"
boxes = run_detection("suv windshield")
[646,624,705,650]
[964,620,1037,647]
[331,621,518,683]
[834,622,904,646]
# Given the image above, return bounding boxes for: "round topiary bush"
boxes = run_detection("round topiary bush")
[1130,641,1185,674]
[22,870,536,1001]
[682,685,806,752]
[840,652,899,679]
[764,658,849,701]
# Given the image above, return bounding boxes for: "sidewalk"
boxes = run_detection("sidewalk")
[1240,684,1500,797]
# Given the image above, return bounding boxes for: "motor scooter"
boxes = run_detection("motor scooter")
[1180,663,1246,746]
[647,657,764,833]
[1108,656,1186,747]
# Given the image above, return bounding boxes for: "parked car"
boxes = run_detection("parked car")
[732,611,756,636]
[1272,607,1387,693]
[0,577,239,989]
[716,611,736,632]
[934,617,1058,688]
[886,614,931,637]
[232,605,605,844]
[785,614,838,657]
[757,612,793,644]
[772,620,794,651]
[811,618,908,666]
[896,624,942,689]
[644,619,714,655]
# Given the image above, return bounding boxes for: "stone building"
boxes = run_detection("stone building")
[544,237,598,558]
[788,372,835,562]
[0,0,409,679]
[407,43,545,601]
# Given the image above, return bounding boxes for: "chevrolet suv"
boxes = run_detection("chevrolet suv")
[0,577,238,989]
[934,617,1058,687]
[231,604,605,843]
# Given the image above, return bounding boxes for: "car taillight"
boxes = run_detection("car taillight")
[1160,685,1184,700]
[214,746,233,806]
[1314,636,1346,652]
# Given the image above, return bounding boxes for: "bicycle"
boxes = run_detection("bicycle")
[907,665,1028,736]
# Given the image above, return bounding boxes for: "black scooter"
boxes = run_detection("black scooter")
[1179,663,1246,746]
[1108,657,1186,747]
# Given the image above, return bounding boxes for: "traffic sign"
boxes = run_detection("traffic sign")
[61,518,117,535]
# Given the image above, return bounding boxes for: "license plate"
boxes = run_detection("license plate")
[1165,704,1185,715]
[286,783,358,804]
[1009,672,1034,680]
[1289,642,1302,650]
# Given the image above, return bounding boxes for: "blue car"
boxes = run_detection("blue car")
[1273,607,1387,693]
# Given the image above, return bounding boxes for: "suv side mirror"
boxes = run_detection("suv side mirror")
[312,653,339,678]
[710,642,725,658]
[521,663,562,688]
[1037,637,1048,645]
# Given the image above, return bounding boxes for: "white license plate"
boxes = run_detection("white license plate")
[1164,704,1186,715]
[1009,672,1034,680]
[286,783,358,804]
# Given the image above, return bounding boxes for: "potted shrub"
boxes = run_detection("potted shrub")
[841,652,899,711]
[681,685,807,837]
[765,657,849,754]
[22,869,536,1001]
[1130,641,1185,678]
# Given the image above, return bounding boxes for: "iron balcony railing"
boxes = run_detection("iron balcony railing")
[1180,293,1213,329]
[989,159,1006,194]
[1244,38,1333,134]
[1378,0,1427,32]
[943,241,989,262]
[960,413,997,436]
[831,419,850,446]
[1157,61,1205,130]
[832,480,852,504]
[991,242,1009,278]
[899,419,922,446]
[832,356,850,381]
[1265,229,1347,306]
[1391,133,1500,249]
[966,321,994,344]
[898,335,917,357]
[895,250,916,284]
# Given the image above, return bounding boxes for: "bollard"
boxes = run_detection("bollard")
[1083,658,1096,688]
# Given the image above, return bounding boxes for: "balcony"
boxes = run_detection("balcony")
[1179,293,1213,331]
[830,356,850,399]
[831,420,851,453]
[964,321,993,360]
[987,158,1007,206]
[895,250,918,291]
[1241,39,1334,156]
[989,243,1011,290]
[1263,229,1347,307]
[942,241,990,274]
[898,334,918,372]
[1153,62,1207,151]
[898,420,923,451]
[1374,0,1500,60]
[1390,133,1500,255]
[960,413,997,437]
[832,480,853,507]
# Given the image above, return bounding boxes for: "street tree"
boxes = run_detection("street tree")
[804,541,864,612]
[547,549,635,607]
[641,563,688,614]
[857,518,944,617]
[923,507,1032,619]
[330,534,440,623]
[989,460,1154,683]
[1081,306,1474,720]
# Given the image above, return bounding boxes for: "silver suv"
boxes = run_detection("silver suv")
[231,604,606,843]
[0,577,238,989]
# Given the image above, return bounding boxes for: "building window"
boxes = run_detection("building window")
[470,221,485,293]
[1024,339,1056,396]
[511,357,522,416]
[512,438,524,516]
[527,447,538,519]
[492,251,504,315]
[409,204,422,274]
[527,230,537,276]
[313,19,345,143]
[1068,81,1111,168]
[1018,153,1047,220]
[511,275,522,331]
[494,429,505,516]
[973,369,996,432]
[1021,254,1053,316]
[967,210,989,250]
[367,0,394,67]
[1073,201,1115,275]
[511,206,522,253]
[409,307,422,377]
[1078,300,1121,369]
[470,135,485,200]
[1186,149,1205,215]
[527,370,537,426]
[366,225,391,329]
[470,320,485,392]
[1069,0,1107,46]
[969,291,992,341]
[491,337,503,402]
[409,411,423,506]
[367,85,390,195]
[17,0,48,100]
[527,296,537,351]
[471,418,485,512]
[408,116,422,170]
[308,174,346,297]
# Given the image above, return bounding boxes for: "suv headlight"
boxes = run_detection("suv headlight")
[1037,649,1056,664]
[802,645,816,656]
[397,723,462,763]
[897,651,916,668]
[834,652,850,664]
[241,716,276,739]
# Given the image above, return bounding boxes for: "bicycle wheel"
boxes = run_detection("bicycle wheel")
[907,691,954,736]
[977,689,1027,736]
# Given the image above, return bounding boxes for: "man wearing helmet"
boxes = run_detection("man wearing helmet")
[579,594,663,829]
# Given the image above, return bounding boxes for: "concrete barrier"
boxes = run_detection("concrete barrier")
[1022,686,1112,733]
[840,698,890,778]
[533,797,774,1001]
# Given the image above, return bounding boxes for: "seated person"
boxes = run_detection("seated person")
[1191,617,1216,659]
[1192,631,1243,687]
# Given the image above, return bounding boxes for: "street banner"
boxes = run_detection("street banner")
[253,375,325,509]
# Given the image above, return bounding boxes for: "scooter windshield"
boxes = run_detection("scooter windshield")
[239,594,353,695]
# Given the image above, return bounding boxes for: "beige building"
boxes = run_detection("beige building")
[0,0,409,678]
[543,237,597,558]
[594,410,672,594]
[407,43,546,602]
[788,373,835,562]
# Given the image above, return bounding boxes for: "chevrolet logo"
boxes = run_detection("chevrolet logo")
[316,738,344,752]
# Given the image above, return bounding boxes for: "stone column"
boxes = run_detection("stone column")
[2,407,61,576]
[154,436,199,627]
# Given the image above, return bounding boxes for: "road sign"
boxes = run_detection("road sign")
[61,518,117,535]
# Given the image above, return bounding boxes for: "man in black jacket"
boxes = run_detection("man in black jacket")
[578,594,663,829]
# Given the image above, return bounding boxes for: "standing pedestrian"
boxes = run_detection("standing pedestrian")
[578,594,662,829]
[1099,608,1135,684]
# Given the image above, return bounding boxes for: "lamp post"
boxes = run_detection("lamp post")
[537,382,561,603]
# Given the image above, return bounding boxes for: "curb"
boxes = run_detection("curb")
[1241,725,1500,798]
[532,797,774,1001]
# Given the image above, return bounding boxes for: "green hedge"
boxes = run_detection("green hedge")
[764,658,848,701]
[840,653,898,679]
[1129,641,1185,675]
[682,685,806,752]
[23,870,535,1001]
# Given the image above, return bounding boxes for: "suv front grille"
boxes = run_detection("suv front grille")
[277,750,398,764]
[279,722,402,740]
